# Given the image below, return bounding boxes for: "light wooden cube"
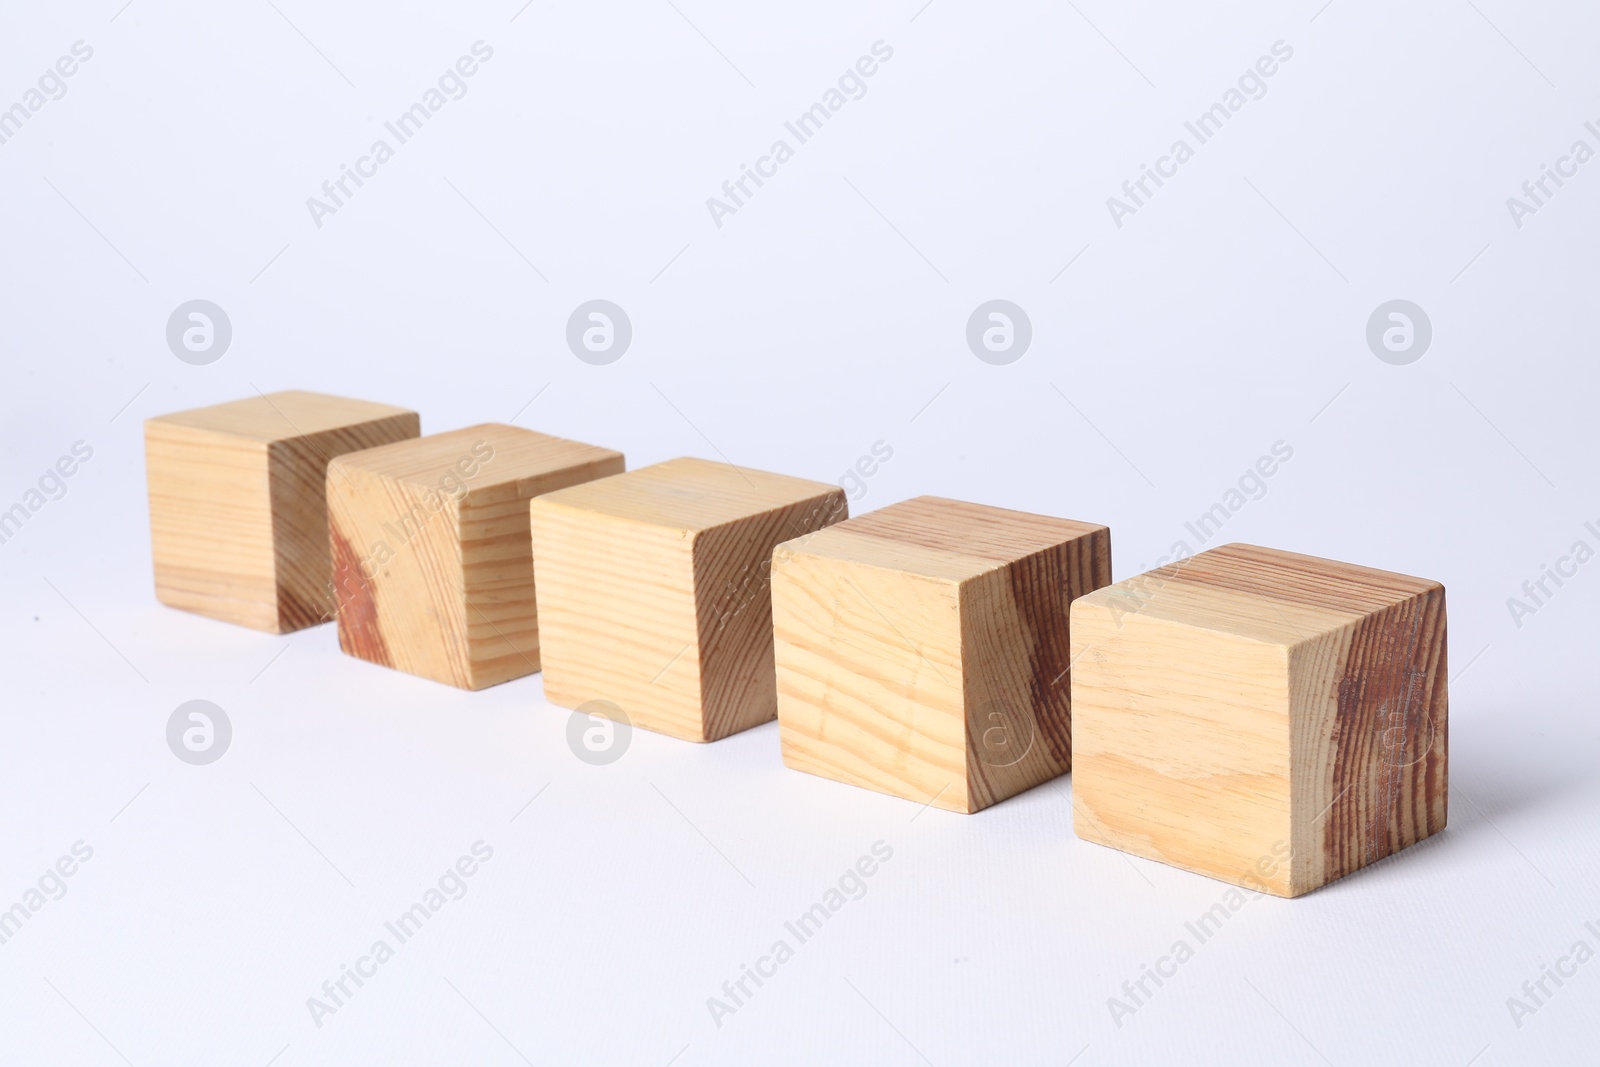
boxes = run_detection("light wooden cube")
[773,496,1111,813]
[529,457,847,742]
[1071,542,1448,897]
[327,424,623,689]
[145,390,419,633]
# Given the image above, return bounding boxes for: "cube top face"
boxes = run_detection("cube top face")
[530,458,848,742]
[1102,542,1442,643]
[328,423,623,503]
[532,457,843,537]
[774,499,1112,814]
[782,495,1109,581]
[327,425,625,690]
[1071,542,1447,897]
[145,392,420,633]
[146,390,413,444]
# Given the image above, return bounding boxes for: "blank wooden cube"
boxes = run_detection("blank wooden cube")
[773,496,1111,813]
[327,424,623,689]
[530,457,847,742]
[145,390,419,633]
[1071,542,1447,897]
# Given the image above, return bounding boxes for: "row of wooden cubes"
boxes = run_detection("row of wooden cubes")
[145,391,1447,897]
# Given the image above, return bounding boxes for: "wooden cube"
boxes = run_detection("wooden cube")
[529,457,847,742]
[1071,542,1448,897]
[773,496,1111,813]
[327,424,623,689]
[145,390,419,633]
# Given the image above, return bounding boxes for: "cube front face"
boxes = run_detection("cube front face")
[531,458,848,742]
[1071,604,1297,895]
[773,496,1111,813]
[775,554,969,809]
[148,423,279,630]
[145,391,419,633]
[328,424,624,690]
[1070,543,1447,897]
[329,464,471,686]
[531,507,704,739]
[457,488,551,690]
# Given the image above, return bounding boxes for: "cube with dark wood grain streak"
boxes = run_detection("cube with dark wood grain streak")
[327,423,623,689]
[773,495,1112,813]
[1071,542,1447,897]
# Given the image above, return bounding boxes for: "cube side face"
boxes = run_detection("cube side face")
[1290,587,1448,894]
[267,412,420,633]
[146,422,280,631]
[960,529,1112,811]
[531,502,702,740]
[694,489,848,741]
[459,493,541,689]
[456,452,625,690]
[774,552,968,811]
[1071,595,1296,895]
[329,464,471,687]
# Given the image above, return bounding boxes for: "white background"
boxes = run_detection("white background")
[2,0,1598,1063]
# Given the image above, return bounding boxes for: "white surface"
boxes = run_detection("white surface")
[3,1,1598,1064]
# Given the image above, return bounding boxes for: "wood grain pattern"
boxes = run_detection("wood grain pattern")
[773,496,1111,813]
[1071,542,1447,897]
[529,457,847,741]
[326,423,623,690]
[145,390,419,632]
